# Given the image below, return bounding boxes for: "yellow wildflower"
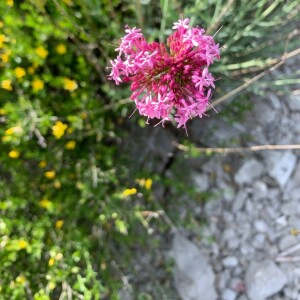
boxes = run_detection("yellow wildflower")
[145,178,153,190]
[16,275,26,285]
[0,108,6,115]
[38,160,47,168]
[0,34,6,48]
[17,239,27,250]
[55,219,64,229]
[35,46,48,59]
[44,170,56,179]
[1,79,12,91]
[55,44,67,55]
[54,180,61,188]
[39,198,53,209]
[122,188,137,197]
[8,150,20,159]
[0,50,11,63]
[63,78,78,91]
[7,0,14,7]
[14,67,26,79]
[32,79,44,91]
[5,125,22,135]
[65,140,76,150]
[48,257,55,267]
[52,121,68,139]
[290,228,300,236]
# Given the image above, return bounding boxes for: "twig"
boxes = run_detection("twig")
[275,256,300,263]
[277,243,300,258]
[174,142,300,154]
[208,47,300,110]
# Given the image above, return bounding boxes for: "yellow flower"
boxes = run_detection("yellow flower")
[5,125,22,136]
[44,170,56,179]
[54,180,61,188]
[14,67,26,79]
[52,121,68,139]
[35,46,48,59]
[63,78,78,91]
[0,34,6,48]
[0,108,6,115]
[55,44,67,55]
[32,79,44,91]
[39,198,53,209]
[1,79,12,91]
[0,50,11,63]
[48,257,55,267]
[8,150,20,159]
[145,178,153,190]
[122,188,137,197]
[55,219,64,229]
[16,275,26,285]
[7,0,14,7]
[38,160,47,168]
[65,140,76,150]
[17,239,27,250]
[290,228,300,236]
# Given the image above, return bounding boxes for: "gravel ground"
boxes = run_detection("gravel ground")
[170,57,300,300]
[122,58,300,300]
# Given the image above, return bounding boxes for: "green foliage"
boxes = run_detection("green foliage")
[0,0,299,298]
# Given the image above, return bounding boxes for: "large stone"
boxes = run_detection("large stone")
[266,151,297,188]
[245,259,287,300]
[234,159,264,185]
[169,233,217,300]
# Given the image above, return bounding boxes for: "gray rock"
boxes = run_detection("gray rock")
[232,190,247,211]
[279,235,298,252]
[234,159,264,185]
[254,220,269,233]
[266,151,297,188]
[252,181,268,201]
[119,288,133,300]
[192,173,209,192]
[222,288,237,300]
[222,256,239,268]
[281,200,300,216]
[287,95,300,111]
[169,233,217,300]
[245,259,287,300]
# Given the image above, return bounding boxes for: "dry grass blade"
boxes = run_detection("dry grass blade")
[208,47,300,111]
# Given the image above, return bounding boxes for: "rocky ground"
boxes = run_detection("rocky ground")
[168,58,300,300]
[121,58,300,300]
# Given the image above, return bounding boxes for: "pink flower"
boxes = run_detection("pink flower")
[107,17,220,130]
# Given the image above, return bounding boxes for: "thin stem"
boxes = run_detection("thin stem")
[174,142,300,154]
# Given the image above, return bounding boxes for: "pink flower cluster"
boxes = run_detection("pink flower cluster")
[107,17,220,129]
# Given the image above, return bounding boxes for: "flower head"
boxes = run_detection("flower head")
[1,79,12,91]
[52,121,68,139]
[32,79,44,92]
[63,78,78,91]
[35,46,48,59]
[107,17,220,129]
